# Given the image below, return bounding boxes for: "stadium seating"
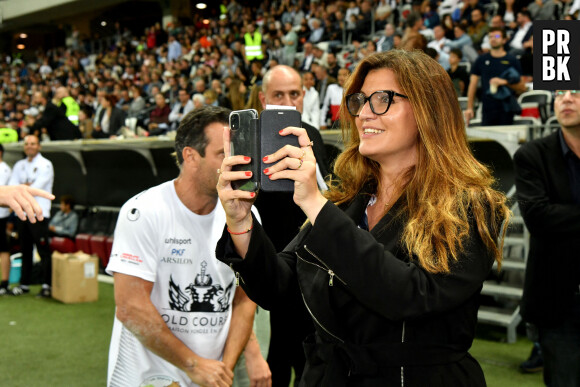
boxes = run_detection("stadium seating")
[75,233,92,255]
[50,237,76,253]
[544,115,559,137]
[517,90,552,123]
[89,235,109,268]
[69,207,119,269]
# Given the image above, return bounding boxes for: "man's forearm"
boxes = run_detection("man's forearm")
[243,331,261,357]
[222,287,256,370]
[118,296,201,374]
[467,75,479,109]
[243,330,272,385]
[114,273,203,376]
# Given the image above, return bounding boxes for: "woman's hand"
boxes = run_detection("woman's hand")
[263,126,327,224]
[217,127,257,232]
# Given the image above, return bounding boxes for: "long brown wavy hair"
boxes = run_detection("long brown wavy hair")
[326,50,509,273]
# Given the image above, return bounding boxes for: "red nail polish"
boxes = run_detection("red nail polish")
[245,171,252,176]
[278,129,284,134]
[263,168,269,174]
[244,156,250,161]
[250,192,255,197]
[268,175,273,179]
[263,156,268,162]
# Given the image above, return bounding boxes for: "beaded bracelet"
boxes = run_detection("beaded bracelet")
[227,224,253,235]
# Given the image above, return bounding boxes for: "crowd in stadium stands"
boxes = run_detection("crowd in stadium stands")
[0,0,578,142]
[2,0,580,384]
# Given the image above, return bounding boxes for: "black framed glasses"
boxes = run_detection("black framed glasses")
[346,90,409,117]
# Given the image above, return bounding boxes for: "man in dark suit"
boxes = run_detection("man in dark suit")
[514,89,580,387]
[298,42,315,72]
[506,10,532,56]
[312,62,337,109]
[31,91,81,140]
[257,64,330,387]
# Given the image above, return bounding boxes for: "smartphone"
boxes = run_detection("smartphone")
[229,109,259,191]
[259,109,302,192]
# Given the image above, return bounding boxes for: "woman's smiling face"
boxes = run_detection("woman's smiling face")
[355,68,418,168]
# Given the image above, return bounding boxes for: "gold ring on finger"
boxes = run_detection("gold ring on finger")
[297,159,303,169]
[299,150,306,161]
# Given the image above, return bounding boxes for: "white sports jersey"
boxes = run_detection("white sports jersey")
[0,161,12,218]
[8,153,54,218]
[107,180,253,387]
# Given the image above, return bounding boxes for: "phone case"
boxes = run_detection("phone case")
[259,109,302,192]
[229,109,259,191]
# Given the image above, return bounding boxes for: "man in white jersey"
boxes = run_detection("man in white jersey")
[0,144,12,295]
[8,135,54,298]
[106,106,265,387]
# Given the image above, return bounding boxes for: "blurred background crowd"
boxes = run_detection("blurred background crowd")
[0,0,575,141]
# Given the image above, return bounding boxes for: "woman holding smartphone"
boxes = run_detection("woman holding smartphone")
[216,50,509,386]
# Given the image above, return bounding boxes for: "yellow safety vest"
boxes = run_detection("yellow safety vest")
[61,96,80,125]
[0,127,19,143]
[244,32,264,60]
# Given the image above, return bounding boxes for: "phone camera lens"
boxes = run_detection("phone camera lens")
[231,114,239,129]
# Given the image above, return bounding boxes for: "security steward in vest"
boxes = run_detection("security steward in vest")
[244,24,264,62]
[55,86,80,125]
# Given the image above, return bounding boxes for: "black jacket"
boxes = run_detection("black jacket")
[252,120,330,381]
[32,102,81,140]
[218,193,495,386]
[514,130,580,327]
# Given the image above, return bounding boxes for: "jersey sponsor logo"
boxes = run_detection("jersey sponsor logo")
[158,249,189,264]
[127,208,140,221]
[160,257,193,264]
[120,252,143,264]
[164,237,192,245]
[168,261,233,313]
